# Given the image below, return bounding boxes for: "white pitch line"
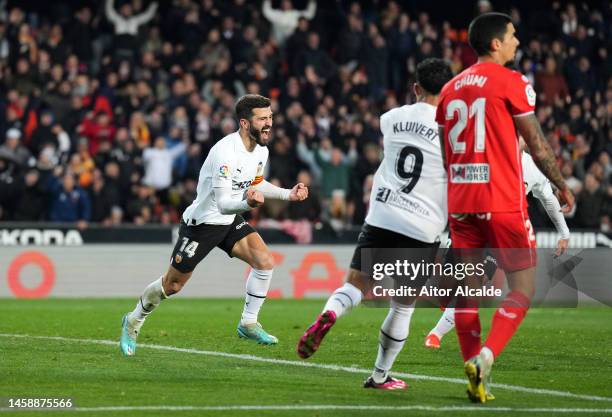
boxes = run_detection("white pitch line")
[1,333,611,404]
[1,405,612,413]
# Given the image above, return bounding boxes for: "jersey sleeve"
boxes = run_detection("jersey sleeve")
[523,153,552,199]
[506,72,536,117]
[530,169,554,201]
[211,146,236,188]
[380,110,391,136]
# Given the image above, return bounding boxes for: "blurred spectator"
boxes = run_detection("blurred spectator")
[288,170,320,221]
[126,184,155,224]
[574,173,606,228]
[363,26,388,100]
[47,167,91,226]
[89,169,120,223]
[567,56,597,96]
[12,168,46,221]
[29,111,58,157]
[68,7,97,67]
[388,13,415,93]
[105,0,158,61]
[142,136,187,203]
[198,28,230,78]
[79,111,116,156]
[68,152,95,188]
[293,32,336,86]
[535,57,569,106]
[315,138,357,199]
[106,205,125,225]
[0,128,31,168]
[562,160,582,195]
[262,0,316,47]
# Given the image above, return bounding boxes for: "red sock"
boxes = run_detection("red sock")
[454,298,481,361]
[484,291,530,358]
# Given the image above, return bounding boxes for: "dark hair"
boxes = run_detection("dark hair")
[416,58,454,95]
[235,94,271,121]
[468,12,513,56]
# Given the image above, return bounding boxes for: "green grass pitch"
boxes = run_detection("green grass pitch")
[1,299,611,416]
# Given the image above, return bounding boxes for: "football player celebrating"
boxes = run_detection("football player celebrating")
[120,94,308,356]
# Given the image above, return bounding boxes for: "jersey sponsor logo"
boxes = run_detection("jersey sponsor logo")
[0,229,83,246]
[454,74,488,90]
[219,164,230,179]
[233,179,254,190]
[378,189,431,217]
[375,187,391,203]
[450,163,490,183]
[525,84,536,106]
[235,221,248,230]
[251,176,264,186]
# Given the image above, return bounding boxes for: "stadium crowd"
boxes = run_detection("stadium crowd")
[0,0,609,237]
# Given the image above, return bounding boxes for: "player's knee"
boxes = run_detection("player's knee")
[162,271,189,296]
[253,252,274,271]
[164,279,184,296]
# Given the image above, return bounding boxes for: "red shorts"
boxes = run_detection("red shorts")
[449,210,537,272]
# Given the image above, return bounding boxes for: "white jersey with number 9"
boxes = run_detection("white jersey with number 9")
[365,103,448,243]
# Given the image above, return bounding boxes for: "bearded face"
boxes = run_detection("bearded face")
[248,121,271,146]
[245,107,273,146]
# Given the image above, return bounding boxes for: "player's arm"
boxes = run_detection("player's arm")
[253,180,308,201]
[535,187,570,239]
[531,175,570,255]
[214,186,262,214]
[514,114,574,212]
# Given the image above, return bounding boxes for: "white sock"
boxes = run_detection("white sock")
[322,282,363,318]
[373,300,415,382]
[241,268,273,325]
[429,307,455,339]
[128,276,168,332]
[480,346,494,367]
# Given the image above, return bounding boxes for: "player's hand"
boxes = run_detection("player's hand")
[555,238,569,257]
[557,187,575,214]
[290,183,309,201]
[246,189,264,207]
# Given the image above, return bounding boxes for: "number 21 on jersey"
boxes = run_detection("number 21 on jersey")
[445,98,486,153]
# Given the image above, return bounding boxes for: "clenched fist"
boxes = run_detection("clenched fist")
[289,183,309,201]
[246,189,264,207]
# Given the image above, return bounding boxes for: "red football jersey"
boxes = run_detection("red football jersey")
[435,62,536,213]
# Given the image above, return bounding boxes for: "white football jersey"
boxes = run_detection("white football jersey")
[366,103,447,243]
[182,131,268,225]
[522,152,554,200]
